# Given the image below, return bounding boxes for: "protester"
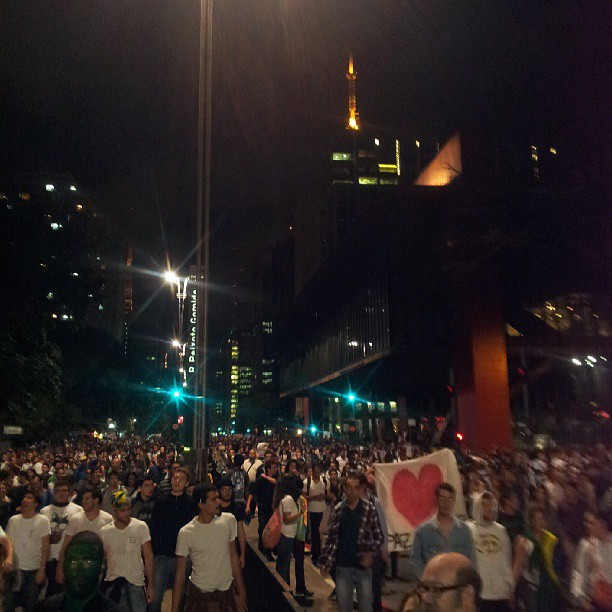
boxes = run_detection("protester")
[217,477,247,568]
[149,467,195,612]
[514,504,567,612]
[245,459,278,560]
[411,483,475,580]
[172,483,246,612]
[100,472,126,514]
[39,478,81,596]
[130,475,156,526]
[417,552,482,612]
[100,490,154,612]
[56,485,112,585]
[5,490,51,612]
[273,474,302,589]
[468,491,514,611]
[33,531,123,611]
[303,462,327,568]
[319,471,385,612]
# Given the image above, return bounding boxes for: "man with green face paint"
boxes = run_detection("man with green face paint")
[33,531,123,611]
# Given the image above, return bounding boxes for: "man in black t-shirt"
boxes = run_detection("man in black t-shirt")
[218,476,247,568]
[246,460,278,561]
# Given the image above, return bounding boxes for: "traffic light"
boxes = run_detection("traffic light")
[172,389,181,398]
[348,393,356,403]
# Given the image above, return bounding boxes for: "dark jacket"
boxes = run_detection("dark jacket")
[130,492,156,527]
[149,492,196,557]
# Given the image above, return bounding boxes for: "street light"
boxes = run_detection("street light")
[192,0,213,482]
[164,270,179,285]
[165,273,189,393]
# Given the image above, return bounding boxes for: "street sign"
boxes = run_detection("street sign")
[3,426,23,435]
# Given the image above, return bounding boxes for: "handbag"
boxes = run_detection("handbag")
[262,507,282,550]
[592,542,612,611]
[593,579,612,611]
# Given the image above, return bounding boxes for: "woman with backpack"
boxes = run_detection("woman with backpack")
[273,474,311,597]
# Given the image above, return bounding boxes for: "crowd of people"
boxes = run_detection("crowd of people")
[0,432,609,611]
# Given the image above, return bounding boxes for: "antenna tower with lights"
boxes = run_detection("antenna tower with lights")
[346,53,360,131]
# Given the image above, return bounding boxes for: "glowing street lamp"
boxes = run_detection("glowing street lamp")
[164,270,179,285]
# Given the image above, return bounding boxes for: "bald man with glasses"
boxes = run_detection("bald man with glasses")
[400,552,481,612]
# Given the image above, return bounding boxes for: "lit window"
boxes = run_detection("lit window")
[70,185,77,191]
[374,138,380,146]
[46,184,54,192]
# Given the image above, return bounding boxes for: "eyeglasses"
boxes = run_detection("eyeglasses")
[67,559,98,571]
[416,582,468,598]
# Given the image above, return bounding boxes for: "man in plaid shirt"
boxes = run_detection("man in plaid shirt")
[319,471,384,612]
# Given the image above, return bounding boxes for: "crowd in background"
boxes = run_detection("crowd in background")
[0,432,610,610]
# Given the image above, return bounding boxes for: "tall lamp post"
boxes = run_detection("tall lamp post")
[193,0,213,481]
[165,272,189,390]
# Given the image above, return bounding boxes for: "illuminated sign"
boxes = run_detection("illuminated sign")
[188,285,197,383]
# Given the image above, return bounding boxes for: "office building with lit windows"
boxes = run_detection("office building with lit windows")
[282,124,611,450]
[0,173,125,338]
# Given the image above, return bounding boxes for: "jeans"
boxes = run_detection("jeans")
[293,539,306,593]
[308,512,323,565]
[372,556,386,612]
[480,601,512,612]
[45,559,61,597]
[150,555,176,612]
[335,566,373,612]
[3,569,45,612]
[104,579,147,612]
[275,535,294,586]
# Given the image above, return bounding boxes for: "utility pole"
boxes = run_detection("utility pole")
[194,0,213,481]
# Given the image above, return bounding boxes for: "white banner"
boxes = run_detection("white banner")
[375,448,467,553]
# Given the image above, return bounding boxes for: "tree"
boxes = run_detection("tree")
[0,327,64,439]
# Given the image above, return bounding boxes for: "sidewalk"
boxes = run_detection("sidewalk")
[245,517,415,611]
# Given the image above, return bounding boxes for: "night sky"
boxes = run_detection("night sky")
[1,1,609,333]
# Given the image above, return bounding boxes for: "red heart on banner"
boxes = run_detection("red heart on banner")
[391,464,443,527]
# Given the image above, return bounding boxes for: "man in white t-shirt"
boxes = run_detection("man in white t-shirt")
[5,489,51,611]
[172,483,246,612]
[57,484,113,585]
[40,477,81,595]
[242,449,262,487]
[101,490,154,612]
[303,463,327,567]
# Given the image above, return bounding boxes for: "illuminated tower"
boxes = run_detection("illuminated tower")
[122,243,134,358]
[346,54,360,131]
